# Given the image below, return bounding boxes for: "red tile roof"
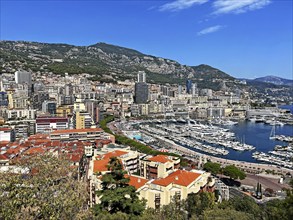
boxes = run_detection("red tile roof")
[103,150,128,159]
[0,127,11,131]
[6,146,21,155]
[0,154,9,160]
[66,153,82,163]
[24,147,46,155]
[93,159,109,173]
[126,175,148,190]
[148,155,171,163]
[152,170,201,187]
[51,128,102,134]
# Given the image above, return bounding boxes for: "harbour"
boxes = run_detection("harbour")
[118,117,293,169]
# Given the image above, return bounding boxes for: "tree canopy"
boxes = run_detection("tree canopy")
[0,154,89,220]
[223,165,246,180]
[94,157,146,217]
[203,162,221,175]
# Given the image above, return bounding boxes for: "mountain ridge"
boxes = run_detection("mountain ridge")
[254,75,293,86]
[0,40,292,100]
[0,40,234,87]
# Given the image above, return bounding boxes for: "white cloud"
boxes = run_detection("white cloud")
[197,25,224,35]
[212,0,271,15]
[159,0,209,12]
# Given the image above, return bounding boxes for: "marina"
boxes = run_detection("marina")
[118,117,293,169]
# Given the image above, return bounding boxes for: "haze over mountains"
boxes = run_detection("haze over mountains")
[253,76,293,86]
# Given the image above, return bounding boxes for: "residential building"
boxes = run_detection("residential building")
[50,128,115,143]
[186,79,192,94]
[135,83,148,104]
[0,127,14,142]
[0,92,8,107]
[138,169,213,209]
[36,117,69,133]
[138,71,146,83]
[72,111,95,129]
[15,70,32,86]
[139,155,180,179]
[42,100,57,115]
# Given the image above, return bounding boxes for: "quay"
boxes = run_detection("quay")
[165,138,293,176]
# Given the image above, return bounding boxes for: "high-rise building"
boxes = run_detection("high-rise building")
[15,71,32,96]
[186,79,192,94]
[137,71,146,83]
[192,83,198,96]
[85,100,100,123]
[42,100,57,115]
[72,111,95,129]
[0,92,8,107]
[15,71,32,86]
[178,85,182,95]
[135,83,148,104]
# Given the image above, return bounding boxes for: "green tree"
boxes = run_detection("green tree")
[94,157,146,217]
[228,196,262,219]
[223,165,246,180]
[0,154,89,220]
[140,199,187,220]
[202,208,253,220]
[185,192,215,217]
[203,162,221,175]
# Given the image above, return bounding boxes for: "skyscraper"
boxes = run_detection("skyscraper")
[186,79,192,94]
[192,83,198,96]
[15,70,32,95]
[137,71,146,83]
[15,71,32,86]
[135,83,148,104]
[135,71,148,104]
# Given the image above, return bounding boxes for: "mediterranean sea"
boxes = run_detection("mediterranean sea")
[222,121,293,163]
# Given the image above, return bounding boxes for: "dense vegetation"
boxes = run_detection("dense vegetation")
[0,154,89,219]
[93,157,146,218]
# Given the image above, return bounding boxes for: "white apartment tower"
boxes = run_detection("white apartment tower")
[137,71,146,83]
[15,71,32,86]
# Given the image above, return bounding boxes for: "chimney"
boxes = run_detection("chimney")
[138,178,141,183]
[175,176,178,180]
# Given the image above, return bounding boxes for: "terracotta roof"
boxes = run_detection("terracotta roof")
[6,146,21,154]
[152,170,201,187]
[126,175,148,190]
[24,147,46,155]
[0,127,11,131]
[0,154,9,160]
[93,159,109,173]
[51,128,103,134]
[148,155,171,163]
[103,150,128,159]
[28,134,49,140]
[66,153,82,163]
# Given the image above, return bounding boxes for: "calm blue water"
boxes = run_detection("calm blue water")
[280,104,293,114]
[223,121,293,162]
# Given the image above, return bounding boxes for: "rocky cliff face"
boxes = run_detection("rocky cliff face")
[0,41,231,82]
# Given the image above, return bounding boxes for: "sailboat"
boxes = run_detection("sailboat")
[269,123,276,140]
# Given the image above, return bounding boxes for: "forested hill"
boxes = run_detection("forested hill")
[0,40,292,97]
[0,40,234,88]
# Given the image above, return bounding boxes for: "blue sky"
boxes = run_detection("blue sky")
[0,0,292,79]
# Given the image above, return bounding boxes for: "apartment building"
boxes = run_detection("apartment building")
[138,169,213,209]
[36,117,69,133]
[140,154,181,179]
[50,128,115,143]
